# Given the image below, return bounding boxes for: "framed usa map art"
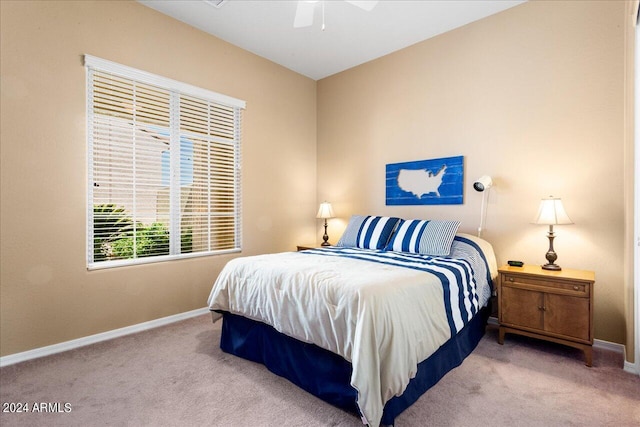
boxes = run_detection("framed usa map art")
[385,155,464,205]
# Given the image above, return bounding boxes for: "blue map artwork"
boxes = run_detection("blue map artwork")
[386,156,464,205]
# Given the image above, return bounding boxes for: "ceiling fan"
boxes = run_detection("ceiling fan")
[294,0,378,30]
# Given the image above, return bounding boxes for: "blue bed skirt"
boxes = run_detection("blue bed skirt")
[217,305,490,426]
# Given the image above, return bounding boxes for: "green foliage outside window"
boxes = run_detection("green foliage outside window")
[93,204,133,262]
[110,222,169,259]
[93,204,192,261]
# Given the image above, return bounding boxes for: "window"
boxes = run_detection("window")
[85,55,245,269]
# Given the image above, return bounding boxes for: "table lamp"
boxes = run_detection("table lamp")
[533,196,573,271]
[316,202,334,246]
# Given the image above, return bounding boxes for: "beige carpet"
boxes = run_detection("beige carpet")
[1,314,638,426]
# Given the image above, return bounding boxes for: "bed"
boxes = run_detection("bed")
[207,216,497,427]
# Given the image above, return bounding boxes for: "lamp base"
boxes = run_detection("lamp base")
[321,219,330,246]
[542,263,562,271]
[542,226,562,271]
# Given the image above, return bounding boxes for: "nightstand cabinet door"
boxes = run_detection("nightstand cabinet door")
[501,286,544,331]
[545,293,590,341]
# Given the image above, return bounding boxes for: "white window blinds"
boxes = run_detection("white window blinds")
[85,55,245,269]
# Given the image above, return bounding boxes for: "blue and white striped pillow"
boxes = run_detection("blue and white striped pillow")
[385,219,461,256]
[336,215,401,250]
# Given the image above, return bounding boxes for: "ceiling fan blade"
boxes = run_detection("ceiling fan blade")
[294,1,316,28]
[344,0,378,12]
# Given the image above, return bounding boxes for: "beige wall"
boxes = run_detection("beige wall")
[317,0,629,346]
[0,0,317,356]
[0,0,634,361]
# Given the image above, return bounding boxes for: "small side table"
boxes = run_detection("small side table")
[497,264,595,366]
[297,245,332,251]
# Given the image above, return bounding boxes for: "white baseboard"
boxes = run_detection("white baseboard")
[593,338,625,354]
[591,339,639,374]
[487,319,636,372]
[0,307,210,368]
[3,310,638,376]
[623,360,640,375]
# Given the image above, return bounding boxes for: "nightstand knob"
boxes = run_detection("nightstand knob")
[573,286,579,291]
[508,277,514,282]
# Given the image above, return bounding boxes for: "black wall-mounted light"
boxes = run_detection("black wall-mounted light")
[473,175,493,238]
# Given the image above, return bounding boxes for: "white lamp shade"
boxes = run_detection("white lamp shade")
[533,197,573,225]
[316,202,334,219]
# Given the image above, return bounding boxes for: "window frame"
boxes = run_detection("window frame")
[85,55,245,270]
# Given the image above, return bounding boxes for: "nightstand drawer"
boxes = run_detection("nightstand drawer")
[501,274,590,298]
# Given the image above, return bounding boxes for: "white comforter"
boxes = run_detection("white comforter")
[207,235,496,427]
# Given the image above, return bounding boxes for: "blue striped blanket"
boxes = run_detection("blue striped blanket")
[302,235,493,337]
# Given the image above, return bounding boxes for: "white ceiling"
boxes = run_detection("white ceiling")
[138,0,526,81]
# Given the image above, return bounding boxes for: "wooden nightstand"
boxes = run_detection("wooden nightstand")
[297,245,331,251]
[497,265,595,366]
